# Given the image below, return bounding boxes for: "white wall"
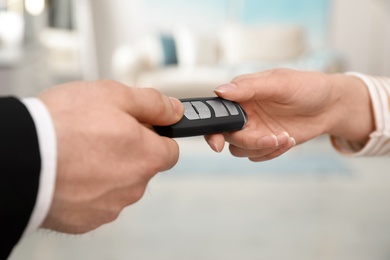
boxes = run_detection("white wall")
[73,0,145,79]
[76,0,390,78]
[330,0,390,76]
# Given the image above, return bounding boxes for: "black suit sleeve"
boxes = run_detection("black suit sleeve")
[0,97,41,259]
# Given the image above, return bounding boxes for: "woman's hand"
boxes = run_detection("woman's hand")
[205,69,374,162]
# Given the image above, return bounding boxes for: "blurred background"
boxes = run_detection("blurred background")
[2,0,390,259]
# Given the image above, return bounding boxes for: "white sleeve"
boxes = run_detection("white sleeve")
[331,72,390,156]
[20,98,57,237]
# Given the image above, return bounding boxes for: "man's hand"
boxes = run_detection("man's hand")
[205,68,374,161]
[38,80,183,234]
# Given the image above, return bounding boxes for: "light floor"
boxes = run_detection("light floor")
[9,136,390,260]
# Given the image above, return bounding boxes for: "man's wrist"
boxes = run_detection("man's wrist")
[20,98,57,236]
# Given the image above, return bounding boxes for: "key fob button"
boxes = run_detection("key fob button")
[206,100,229,117]
[222,100,239,115]
[183,102,200,120]
[191,101,211,119]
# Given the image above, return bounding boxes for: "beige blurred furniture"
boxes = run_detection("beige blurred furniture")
[112,23,342,98]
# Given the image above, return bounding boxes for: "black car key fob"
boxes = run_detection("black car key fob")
[154,97,247,138]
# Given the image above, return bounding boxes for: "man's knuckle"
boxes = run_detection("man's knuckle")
[142,88,167,116]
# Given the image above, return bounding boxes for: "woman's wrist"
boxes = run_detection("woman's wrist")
[327,73,375,145]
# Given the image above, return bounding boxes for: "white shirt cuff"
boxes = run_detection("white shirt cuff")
[20,98,57,237]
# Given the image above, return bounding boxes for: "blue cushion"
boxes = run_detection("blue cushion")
[159,34,178,65]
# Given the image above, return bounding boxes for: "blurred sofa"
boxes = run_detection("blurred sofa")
[112,23,342,98]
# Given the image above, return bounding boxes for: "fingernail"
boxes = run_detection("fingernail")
[215,83,237,93]
[258,135,278,147]
[207,140,221,153]
[169,97,183,115]
[290,137,296,146]
[276,131,290,146]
